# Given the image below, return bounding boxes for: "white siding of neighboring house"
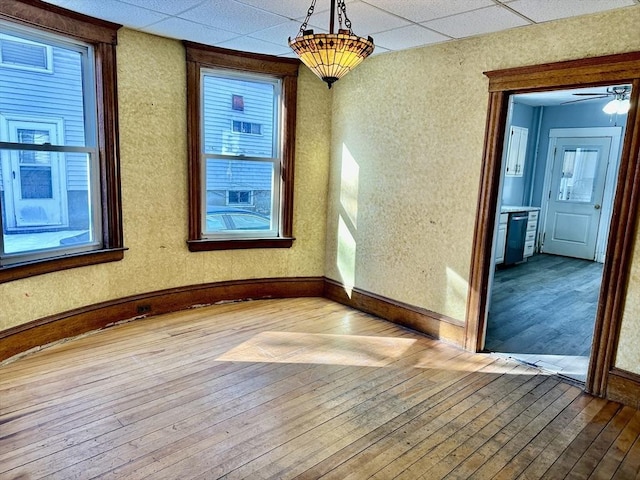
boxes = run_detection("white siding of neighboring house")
[202,75,277,194]
[0,38,87,192]
[206,160,273,191]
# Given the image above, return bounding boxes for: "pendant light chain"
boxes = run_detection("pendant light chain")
[337,0,352,33]
[297,0,317,37]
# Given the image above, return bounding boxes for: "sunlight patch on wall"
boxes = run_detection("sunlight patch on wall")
[336,143,360,298]
[340,144,359,227]
[216,331,416,367]
[446,266,469,321]
[337,216,357,297]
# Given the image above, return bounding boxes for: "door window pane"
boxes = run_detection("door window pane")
[558,148,599,202]
[20,165,52,198]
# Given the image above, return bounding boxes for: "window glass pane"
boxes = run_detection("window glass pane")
[1,151,97,255]
[1,38,48,69]
[0,26,99,262]
[228,190,251,205]
[558,148,599,202]
[0,30,87,147]
[202,74,275,158]
[204,159,274,233]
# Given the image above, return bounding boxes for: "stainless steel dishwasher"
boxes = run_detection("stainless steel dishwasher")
[504,211,529,265]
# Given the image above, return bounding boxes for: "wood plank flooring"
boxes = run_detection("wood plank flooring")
[486,253,603,356]
[1,297,639,479]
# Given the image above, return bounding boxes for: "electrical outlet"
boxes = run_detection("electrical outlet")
[137,304,151,314]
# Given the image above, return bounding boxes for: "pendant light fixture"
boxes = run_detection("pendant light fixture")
[289,0,375,89]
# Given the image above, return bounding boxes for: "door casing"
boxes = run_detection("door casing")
[464,51,640,398]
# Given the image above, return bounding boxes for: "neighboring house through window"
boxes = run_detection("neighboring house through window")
[185,42,299,250]
[227,190,252,206]
[0,33,53,73]
[0,2,123,282]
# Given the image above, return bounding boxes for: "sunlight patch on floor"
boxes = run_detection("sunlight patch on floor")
[216,332,416,367]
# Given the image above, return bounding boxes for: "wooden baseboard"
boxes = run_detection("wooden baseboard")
[4,275,638,408]
[607,368,640,409]
[323,278,465,347]
[0,277,324,362]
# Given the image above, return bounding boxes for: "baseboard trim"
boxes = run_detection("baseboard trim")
[2,276,638,408]
[0,277,324,362]
[323,278,465,347]
[607,368,640,409]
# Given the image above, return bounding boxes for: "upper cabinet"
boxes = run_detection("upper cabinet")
[505,125,528,177]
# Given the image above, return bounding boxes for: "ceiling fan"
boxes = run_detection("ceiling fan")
[562,85,631,107]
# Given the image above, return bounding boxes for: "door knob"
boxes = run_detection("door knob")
[594,204,601,210]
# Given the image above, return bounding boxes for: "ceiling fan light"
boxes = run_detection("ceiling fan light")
[617,98,631,114]
[603,99,621,115]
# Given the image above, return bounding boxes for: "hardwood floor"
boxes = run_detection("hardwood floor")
[1,297,639,479]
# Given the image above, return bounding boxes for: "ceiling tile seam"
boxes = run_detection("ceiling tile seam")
[348,1,452,39]
[117,0,210,18]
[139,5,293,35]
[231,0,305,22]
[359,0,520,26]
[418,4,535,39]
[232,0,342,22]
[494,2,537,25]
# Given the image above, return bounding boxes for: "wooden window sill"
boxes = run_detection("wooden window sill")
[0,248,127,283]
[187,237,295,251]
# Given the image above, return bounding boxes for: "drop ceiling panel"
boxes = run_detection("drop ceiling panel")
[177,0,288,34]
[306,2,412,35]
[507,0,637,23]
[216,36,291,56]
[362,0,495,23]
[142,17,238,44]
[250,20,324,47]
[423,5,530,39]
[118,0,205,16]
[233,0,357,19]
[37,0,640,57]
[43,0,167,28]
[373,25,450,51]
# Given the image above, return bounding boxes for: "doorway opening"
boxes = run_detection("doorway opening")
[464,51,640,398]
[484,89,630,383]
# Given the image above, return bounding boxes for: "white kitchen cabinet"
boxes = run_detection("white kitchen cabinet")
[524,210,538,258]
[495,213,508,264]
[505,126,528,177]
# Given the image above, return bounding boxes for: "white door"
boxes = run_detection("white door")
[541,136,611,259]
[2,119,67,229]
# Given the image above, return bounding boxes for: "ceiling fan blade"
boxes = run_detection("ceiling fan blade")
[561,95,609,105]
[572,93,611,96]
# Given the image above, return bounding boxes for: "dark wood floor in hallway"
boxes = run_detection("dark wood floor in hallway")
[1,297,639,479]
[486,253,603,357]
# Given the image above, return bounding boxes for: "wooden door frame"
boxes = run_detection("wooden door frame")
[464,51,640,397]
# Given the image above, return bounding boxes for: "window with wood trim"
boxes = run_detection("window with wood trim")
[0,1,124,283]
[185,43,299,251]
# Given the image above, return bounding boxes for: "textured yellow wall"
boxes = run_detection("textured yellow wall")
[324,5,640,370]
[3,7,640,376]
[0,28,331,331]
